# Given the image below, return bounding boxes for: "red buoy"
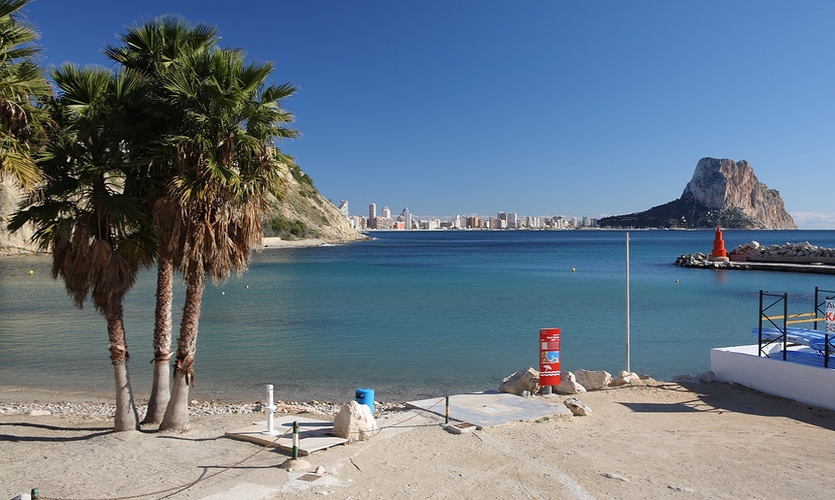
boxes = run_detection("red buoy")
[712,226,727,258]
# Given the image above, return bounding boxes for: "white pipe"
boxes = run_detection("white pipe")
[262,384,279,435]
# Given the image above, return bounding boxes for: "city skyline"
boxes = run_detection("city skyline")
[342,200,592,230]
[24,1,835,229]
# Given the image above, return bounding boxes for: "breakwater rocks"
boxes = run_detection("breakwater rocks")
[675,241,835,274]
[730,240,835,263]
[675,252,734,269]
[499,367,655,396]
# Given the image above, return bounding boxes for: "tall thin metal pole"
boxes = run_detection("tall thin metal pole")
[626,232,631,373]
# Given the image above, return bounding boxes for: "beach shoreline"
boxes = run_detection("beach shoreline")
[3,379,835,499]
[0,235,365,258]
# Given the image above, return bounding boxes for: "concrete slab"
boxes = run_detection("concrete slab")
[225,415,347,456]
[406,391,569,428]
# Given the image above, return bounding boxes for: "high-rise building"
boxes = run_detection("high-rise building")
[338,200,349,218]
[497,211,516,229]
[400,208,411,230]
[507,212,518,229]
[382,206,391,218]
[368,203,376,229]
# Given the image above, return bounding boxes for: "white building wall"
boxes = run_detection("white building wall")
[711,345,835,411]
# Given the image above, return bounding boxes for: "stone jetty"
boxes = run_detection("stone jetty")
[675,240,835,274]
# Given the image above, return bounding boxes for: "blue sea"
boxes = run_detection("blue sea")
[2,230,834,403]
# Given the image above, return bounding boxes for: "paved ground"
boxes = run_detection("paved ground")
[406,390,569,427]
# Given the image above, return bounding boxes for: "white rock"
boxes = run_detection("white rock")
[601,472,631,482]
[610,370,641,387]
[553,371,586,395]
[499,367,540,396]
[332,400,377,442]
[574,369,611,391]
[564,398,591,416]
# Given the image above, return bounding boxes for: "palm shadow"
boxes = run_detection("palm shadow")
[0,421,112,442]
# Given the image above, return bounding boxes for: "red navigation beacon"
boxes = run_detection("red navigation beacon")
[712,226,727,258]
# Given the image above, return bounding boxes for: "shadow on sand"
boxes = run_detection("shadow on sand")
[615,381,835,431]
[0,421,111,442]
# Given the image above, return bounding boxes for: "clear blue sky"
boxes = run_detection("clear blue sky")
[22,0,835,228]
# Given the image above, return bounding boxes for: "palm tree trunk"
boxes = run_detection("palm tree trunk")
[106,301,139,432]
[159,276,204,431]
[143,255,174,424]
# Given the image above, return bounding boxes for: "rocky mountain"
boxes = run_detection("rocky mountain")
[0,163,365,256]
[599,157,797,230]
[0,177,36,255]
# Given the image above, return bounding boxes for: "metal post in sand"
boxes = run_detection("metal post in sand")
[292,421,300,459]
[445,396,450,424]
[280,420,311,470]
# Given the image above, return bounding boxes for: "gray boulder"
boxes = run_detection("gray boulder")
[333,400,377,442]
[499,367,540,396]
[564,398,592,416]
[553,371,586,395]
[574,369,611,391]
[610,370,641,387]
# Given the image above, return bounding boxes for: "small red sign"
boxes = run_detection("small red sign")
[539,328,561,386]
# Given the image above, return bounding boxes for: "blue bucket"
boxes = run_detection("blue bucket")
[355,388,375,413]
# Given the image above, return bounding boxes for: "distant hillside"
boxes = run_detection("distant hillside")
[599,158,796,230]
[1,163,366,256]
[262,163,366,242]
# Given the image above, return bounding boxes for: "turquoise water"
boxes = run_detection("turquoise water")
[2,230,834,402]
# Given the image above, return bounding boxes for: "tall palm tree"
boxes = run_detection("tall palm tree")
[159,48,298,431]
[0,0,50,189]
[104,16,219,425]
[10,64,154,431]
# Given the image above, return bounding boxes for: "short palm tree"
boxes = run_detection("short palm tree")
[104,16,220,425]
[158,48,298,431]
[0,0,50,189]
[10,64,155,431]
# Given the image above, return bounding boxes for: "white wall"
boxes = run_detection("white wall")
[711,345,835,411]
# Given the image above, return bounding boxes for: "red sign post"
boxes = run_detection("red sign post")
[539,328,561,386]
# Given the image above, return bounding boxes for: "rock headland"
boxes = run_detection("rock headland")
[600,157,796,229]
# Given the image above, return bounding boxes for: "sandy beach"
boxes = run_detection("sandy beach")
[3,379,835,500]
[260,236,367,249]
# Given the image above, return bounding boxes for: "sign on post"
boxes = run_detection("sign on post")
[826,299,835,335]
[539,328,561,386]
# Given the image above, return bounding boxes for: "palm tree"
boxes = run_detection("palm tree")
[0,0,50,189]
[104,16,219,424]
[10,64,155,431]
[158,48,298,431]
